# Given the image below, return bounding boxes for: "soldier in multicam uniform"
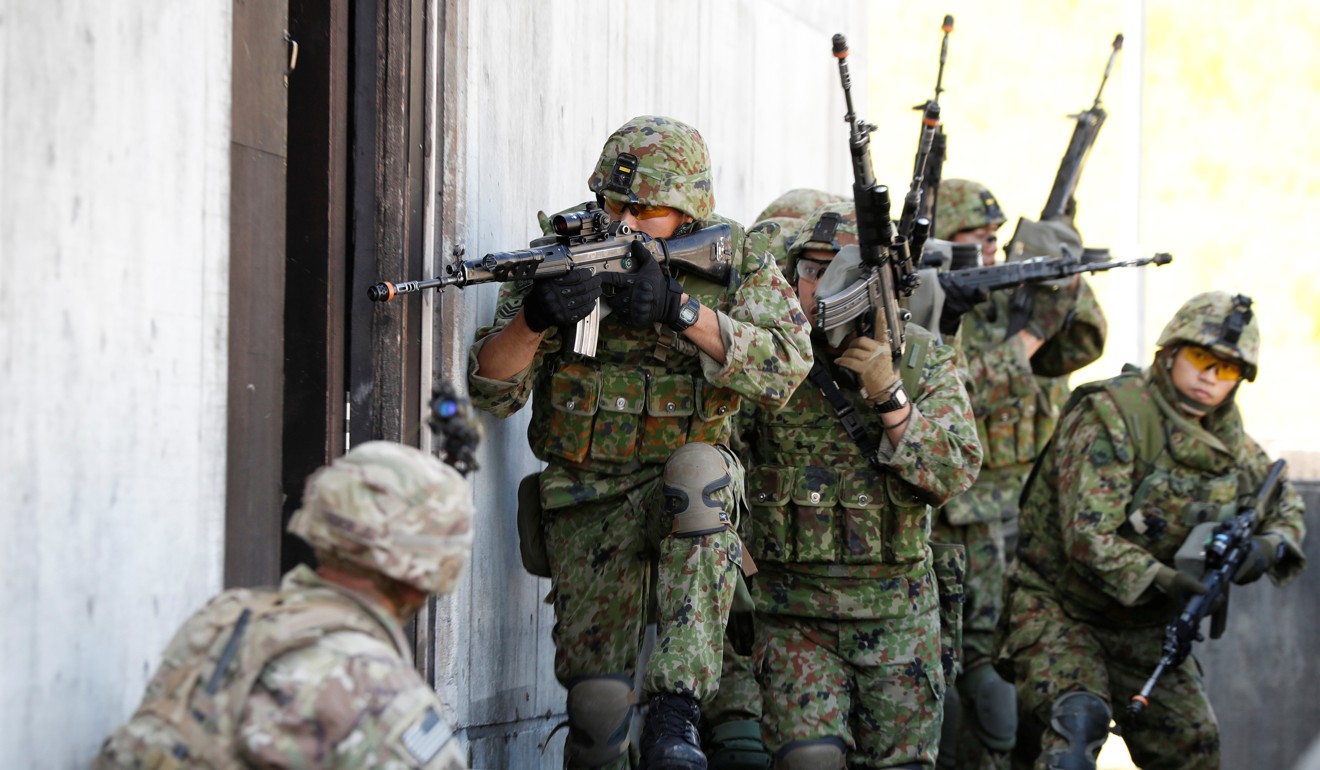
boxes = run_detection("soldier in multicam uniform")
[931,179,1107,770]
[467,115,812,770]
[994,291,1307,770]
[94,441,475,770]
[743,201,982,769]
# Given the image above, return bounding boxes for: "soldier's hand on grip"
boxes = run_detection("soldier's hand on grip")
[835,335,901,404]
[936,274,987,337]
[1232,534,1284,585]
[603,240,684,328]
[1153,564,1208,605]
[523,268,603,332]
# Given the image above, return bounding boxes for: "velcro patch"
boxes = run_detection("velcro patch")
[402,707,454,763]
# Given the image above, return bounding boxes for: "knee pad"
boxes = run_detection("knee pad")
[1045,691,1111,770]
[565,674,636,768]
[961,662,1018,752]
[773,737,846,770]
[663,443,731,537]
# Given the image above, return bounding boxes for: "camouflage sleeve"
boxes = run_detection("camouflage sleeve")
[1054,391,1163,606]
[466,281,557,419]
[874,340,982,506]
[1240,436,1308,585]
[238,632,465,769]
[699,230,813,412]
[1030,277,1107,378]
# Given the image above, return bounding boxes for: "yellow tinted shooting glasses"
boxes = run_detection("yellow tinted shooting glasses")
[1182,345,1245,382]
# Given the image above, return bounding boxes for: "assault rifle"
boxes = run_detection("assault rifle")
[1128,459,1288,718]
[829,33,919,360]
[822,248,1172,337]
[367,203,733,358]
[1041,33,1123,220]
[907,14,954,241]
[941,250,1171,297]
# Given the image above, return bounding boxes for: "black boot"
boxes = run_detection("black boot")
[641,692,707,769]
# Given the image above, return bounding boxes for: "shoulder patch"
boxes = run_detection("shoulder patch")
[402,707,454,763]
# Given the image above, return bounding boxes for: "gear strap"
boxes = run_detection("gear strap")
[807,360,882,469]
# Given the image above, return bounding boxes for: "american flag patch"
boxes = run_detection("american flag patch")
[402,707,454,763]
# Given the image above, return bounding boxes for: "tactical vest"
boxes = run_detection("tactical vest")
[745,326,936,567]
[964,294,1067,471]
[95,584,401,770]
[528,216,748,472]
[1023,371,1244,623]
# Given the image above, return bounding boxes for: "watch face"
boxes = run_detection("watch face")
[677,298,700,328]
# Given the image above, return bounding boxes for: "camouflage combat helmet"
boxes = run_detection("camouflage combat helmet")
[1156,291,1260,381]
[755,188,846,223]
[935,178,1006,241]
[289,441,474,595]
[749,216,805,275]
[781,201,859,282]
[587,115,714,221]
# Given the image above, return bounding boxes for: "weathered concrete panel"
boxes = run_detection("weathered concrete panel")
[1200,481,1320,769]
[0,1,232,766]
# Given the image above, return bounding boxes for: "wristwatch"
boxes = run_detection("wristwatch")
[672,295,702,331]
[874,386,909,414]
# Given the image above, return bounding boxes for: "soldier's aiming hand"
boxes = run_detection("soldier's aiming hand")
[835,336,901,404]
[602,240,684,328]
[523,267,604,333]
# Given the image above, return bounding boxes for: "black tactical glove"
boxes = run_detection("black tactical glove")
[522,268,604,333]
[602,240,684,328]
[1153,564,1208,605]
[1007,281,1080,341]
[1233,534,1285,585]
[936,274,988,337]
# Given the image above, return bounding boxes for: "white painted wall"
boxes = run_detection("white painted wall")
[0,1,231,766]
[442,2,870,765]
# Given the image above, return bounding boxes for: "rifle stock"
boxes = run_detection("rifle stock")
[368,204,733,357]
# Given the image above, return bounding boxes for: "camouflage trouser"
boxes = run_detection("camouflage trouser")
[930,517,1006,669]
[706,632,763,726]
[754,606,945,768]
[932,517,1009,770]
[542,451,740,706]
[996,582,1219,770]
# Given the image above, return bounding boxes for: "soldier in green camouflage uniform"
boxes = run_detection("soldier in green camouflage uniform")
[743,202,982,769]
[931,180,1107,770]
[754,189,846,224]
[95,442,475,770]
[995,291,1306,770]
[467,116,813,770]
[686,211,811,770]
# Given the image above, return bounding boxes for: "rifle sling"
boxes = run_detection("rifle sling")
[807,361,883,470]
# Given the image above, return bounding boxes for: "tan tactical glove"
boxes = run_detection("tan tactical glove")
[1153,564,1208,605]
[835,335,900,404]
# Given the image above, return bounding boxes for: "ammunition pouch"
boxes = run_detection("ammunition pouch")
[541,363,740,467]
[517,472,551,578]
[747,464,930,566]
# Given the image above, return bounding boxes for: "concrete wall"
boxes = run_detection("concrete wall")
[1202,481,1320,769]
[0,1,232,766]
[439,2,870,765]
